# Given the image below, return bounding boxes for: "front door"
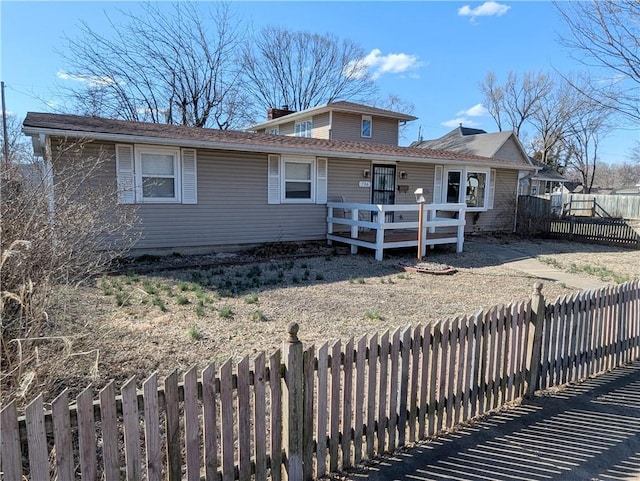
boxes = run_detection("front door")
[372,165,396,222]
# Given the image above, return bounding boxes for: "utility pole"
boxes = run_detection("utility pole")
[1,81,9,166]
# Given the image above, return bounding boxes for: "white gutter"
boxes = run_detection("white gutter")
[23,126,536,171]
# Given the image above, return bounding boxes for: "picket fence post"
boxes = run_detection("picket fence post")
[525,282,546,397]
[282,322,304,481]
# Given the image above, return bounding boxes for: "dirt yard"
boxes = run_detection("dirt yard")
[11,237,640,406]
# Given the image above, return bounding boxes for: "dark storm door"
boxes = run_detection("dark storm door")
[371,164,396,223]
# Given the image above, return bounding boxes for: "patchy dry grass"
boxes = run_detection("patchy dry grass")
[11,238,639,406]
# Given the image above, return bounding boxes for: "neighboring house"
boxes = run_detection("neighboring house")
[520,158,568,196]
[412,125,569,196]
[23,107,534,256]
[247,101,416,146]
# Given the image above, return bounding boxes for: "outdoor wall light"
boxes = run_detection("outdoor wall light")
[363,169,370,178]
[400,171,408,179]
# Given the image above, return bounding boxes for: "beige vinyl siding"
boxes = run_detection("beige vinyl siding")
[464,168,517,233]
[312,112,330,139]
[495,137,527,163]
[330,112,399,145]
[327,157,372,203]
[53,139,326,251]
[135,149,326,249]
[278,121,295,136]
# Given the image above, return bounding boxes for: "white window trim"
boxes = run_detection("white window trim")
[442,166,492,212]
[280,155,316,203]
[361,115,372,138]
[267,126,279,135]
[135,145,182,203]
[294,118,313,138]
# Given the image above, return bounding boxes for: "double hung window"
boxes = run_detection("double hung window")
[294,119,312,138]
[116,144,197,204]
[138,148,180,201]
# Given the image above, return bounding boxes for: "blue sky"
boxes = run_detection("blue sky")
[1,1,638,162]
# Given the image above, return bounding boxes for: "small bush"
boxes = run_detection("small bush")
[218,306,234,319]
[195,300,206,317]
[115,290,130,307]
[176,295,190,305]
[244,293,259,304]
[365,310,382,320]
[251,310,268,322]
[187,325,202,341]
[152,296,167,312]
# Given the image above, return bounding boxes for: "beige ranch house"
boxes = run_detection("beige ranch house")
[23,102,536,260]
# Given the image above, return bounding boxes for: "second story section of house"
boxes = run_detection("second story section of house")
[246,101,417,146]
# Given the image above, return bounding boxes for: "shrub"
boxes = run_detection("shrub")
[1,136,139,403]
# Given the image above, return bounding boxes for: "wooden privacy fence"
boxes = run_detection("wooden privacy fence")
[547,217,640,248]
[2,281,639,481]
[565,194,640,220]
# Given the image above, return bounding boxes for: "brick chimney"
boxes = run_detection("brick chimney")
[267,105,296,120]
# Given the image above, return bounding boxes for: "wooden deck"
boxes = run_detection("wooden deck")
[327,202,466,260]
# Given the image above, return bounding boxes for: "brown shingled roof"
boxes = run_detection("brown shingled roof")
[23,112,530,168]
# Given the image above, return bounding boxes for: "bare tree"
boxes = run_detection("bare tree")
[528,79,579,171]
[59,2,250,129]
[479,72,505,132]
[556,1,640,123]
[480,71,553,137]
[242,26,377,113]
[563,95,612,193]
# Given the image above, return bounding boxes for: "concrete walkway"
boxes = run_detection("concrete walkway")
[478,244,606,291]
[341,361,640,481]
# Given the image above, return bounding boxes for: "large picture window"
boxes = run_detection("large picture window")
[441,167,492,211]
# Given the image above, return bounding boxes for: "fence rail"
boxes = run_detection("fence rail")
[2,281,639,481]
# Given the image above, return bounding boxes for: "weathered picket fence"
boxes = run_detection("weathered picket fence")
[1,280,639,481]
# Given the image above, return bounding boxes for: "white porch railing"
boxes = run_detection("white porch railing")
[327,202,466,261]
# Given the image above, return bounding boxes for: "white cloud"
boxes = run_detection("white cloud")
[57,71,115,87]
[442,117,481,128]
[456,103,488,117]
[345,49,423,80]
[458,2,510,18]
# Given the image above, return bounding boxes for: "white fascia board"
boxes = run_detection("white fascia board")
[23,126,534,171]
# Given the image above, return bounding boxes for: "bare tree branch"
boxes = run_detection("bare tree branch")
[57,2,250,129]
[241,26,377,113]
[556,0,640,123]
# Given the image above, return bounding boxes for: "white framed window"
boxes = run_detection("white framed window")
[267,127,279,135]
[116,144,197,204]
[438,166,493,211]
[294,119,312,138]
[282,156,314,202]
[361,115,372,138]
[267,154,327,205]
[137,146,181,202]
